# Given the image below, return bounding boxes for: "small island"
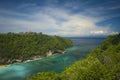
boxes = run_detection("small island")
[0,32,73,67]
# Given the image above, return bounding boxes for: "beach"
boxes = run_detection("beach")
[0,65,9,69]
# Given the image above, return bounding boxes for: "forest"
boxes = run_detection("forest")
[28,33,120,80]
[0,32,73,64]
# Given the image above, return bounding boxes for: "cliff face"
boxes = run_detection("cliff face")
[47,50,53,57]
[46,50,66,57]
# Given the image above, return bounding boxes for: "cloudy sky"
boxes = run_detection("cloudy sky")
[0,0,120,37]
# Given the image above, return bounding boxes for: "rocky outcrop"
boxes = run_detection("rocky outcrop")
[0,57,22,64]
[47,50,53,57]
[54,50,66,54]
[10,59,22,64]
[0,50,66,65]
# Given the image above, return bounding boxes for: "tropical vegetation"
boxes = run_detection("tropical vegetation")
[0,32,72,64]
[28,33,120,80]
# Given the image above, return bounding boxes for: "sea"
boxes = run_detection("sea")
[0,38,105,80]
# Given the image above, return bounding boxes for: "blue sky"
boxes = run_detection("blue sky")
[0,0,120,36]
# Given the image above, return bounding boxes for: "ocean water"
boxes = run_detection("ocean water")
[0,38,105,80]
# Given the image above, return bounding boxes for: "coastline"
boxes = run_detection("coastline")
[0,50,66,69]
[0,65,9,69]
[0,57,43,69]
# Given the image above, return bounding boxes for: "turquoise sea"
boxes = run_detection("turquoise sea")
[0,38,105,80]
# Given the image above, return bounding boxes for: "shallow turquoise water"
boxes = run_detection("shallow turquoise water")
[0,38,104,80]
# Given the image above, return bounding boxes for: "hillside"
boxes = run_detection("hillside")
[0,32,72,64]
[28,33,120,80]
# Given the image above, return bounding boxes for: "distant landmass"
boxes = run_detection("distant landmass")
[28,33,120,80]
[66,35,107,39]
[66,36,106,39]
[0,32,73,65]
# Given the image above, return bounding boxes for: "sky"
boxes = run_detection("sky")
[0,0,120,37]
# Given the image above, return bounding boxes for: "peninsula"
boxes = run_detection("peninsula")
[0,32,73,66]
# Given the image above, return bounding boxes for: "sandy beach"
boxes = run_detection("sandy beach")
[0,65,9,69]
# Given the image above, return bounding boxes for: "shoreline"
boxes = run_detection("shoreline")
[0,65,10,69]
[0,54,59,69]
[0,57,43,69]
[0,50,66,69]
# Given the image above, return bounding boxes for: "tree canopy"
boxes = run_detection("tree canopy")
[0,32,72,64]
[28,33,120,80]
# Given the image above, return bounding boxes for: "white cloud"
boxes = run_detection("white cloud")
[0,7,117,36]
[91,30,105,34]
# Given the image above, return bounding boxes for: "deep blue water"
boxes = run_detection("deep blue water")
[0,38,105,80]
